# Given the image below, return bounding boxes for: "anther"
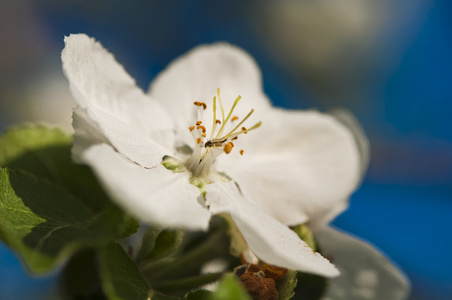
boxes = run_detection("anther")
[189,126,195,132]
[196,121,202,125]
[241,126,248,134]
[224,142,234,154]
[240,149,244,155]
[193,101,207,110]
[231,116,238,122]
[232,136,238,141]
[196,138,202,144]
[216,119,221,124]
[197,125,206,133]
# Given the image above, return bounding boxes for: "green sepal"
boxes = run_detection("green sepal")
[292,224,316,251]
[136,225,185,265]
[276,270,298,300]
[148,229,185,262]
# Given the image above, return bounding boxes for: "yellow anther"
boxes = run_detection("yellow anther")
[224,142,234,154]
[196,138,202,144]
[196,121,202,125]
[194,101,207,110]
[189,126,195,132]
[241,126,247,133]
[240,149,244,155]
[232,136,238,141]
[216,119,221,124]
[231,116,238,122]
[197,125,206,133]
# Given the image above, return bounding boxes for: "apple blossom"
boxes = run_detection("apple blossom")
[61,33,406,293]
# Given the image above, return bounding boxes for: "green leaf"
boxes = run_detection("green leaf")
[276,270,297,300]
[98,242,151,300]
[0,125,108,211]
[210,274,251,300]
[0,168,133,274]
[62,249,104,299]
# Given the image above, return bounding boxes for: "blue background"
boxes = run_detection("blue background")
[0,1,450,299]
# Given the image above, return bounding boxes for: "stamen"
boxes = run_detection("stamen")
[186,90,262,177]
[224,109,255,138]
[216,95,242,138]
[224,121,262,140]
[210,96,217,140]
[217,89,225,124]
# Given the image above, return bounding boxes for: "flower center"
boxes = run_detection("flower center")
[186,89,261,177]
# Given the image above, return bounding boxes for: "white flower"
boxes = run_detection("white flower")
[61,33,407,292]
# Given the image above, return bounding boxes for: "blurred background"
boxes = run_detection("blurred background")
[0,0,450,299]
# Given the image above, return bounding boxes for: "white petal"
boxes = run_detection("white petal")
[216,109,361,226]
[72,107,109,164]
[82,144,211,230]
[74,105,174,168]
[315,226,410,300]
[62,34,175,152]
[148,43,271,146]
[205,181,339,278]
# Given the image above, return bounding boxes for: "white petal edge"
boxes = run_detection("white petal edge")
[216,109,361,227]
[315,226,410,300]
[62,34,175,151]
[81,143,211,230]
[205,181,339,278]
